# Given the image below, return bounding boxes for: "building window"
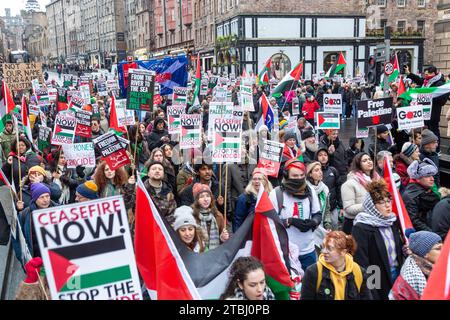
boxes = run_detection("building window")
[417,0,426,7]
[417,20,425,34]
[380,19,387,29]
[397,20,406,32]
[269,53,291,80]
[377,0,386,6]
[397,0,406,7]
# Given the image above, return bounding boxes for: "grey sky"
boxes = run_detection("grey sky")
[0,0,51,17]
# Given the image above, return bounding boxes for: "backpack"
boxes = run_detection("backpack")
[315,262,363,293]
[274,186,314,216]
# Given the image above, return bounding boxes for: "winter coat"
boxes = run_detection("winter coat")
[393,154,412,187]
[340,172,368,220]
[346,137,365,169]
[368,137,393,158]
[319,136,347,184]
[2,151,42,195]
[430,196,450,240]
[402,182,440,232]
[179,177,224,213]
[420,149,440,186]
[0,129,16,161]
[303,147,317,165]
[233,192,257,232]
[302,99,320,120]
[319,163,341,211]
[21,181,61,208]
[51,166,83,204]
[352,220,405,300]
[224,163,255,220]
[146,119,169,151]
[301,254,373,300]
[144,179,177,225]
[389,255,429,300]
[176,163,195,194]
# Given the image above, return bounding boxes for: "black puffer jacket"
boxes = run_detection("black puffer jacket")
[430,196,450,241]
[146,117,169,151]
[315,148,341,210]
[368,137,393,158]
[401,182,440,232]
[319,135,347,185]
[346,137,365,169]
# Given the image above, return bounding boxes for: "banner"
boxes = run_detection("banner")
[62,142,96,168]
[212,111,243,163]
[126,69,155,111]
[292,97,300,115]
[172,86,188,105]
[93,132,130,170]
[208,102,234,141]
[75,109,92,138]
[397,105,424,130]
[1,62,43,91]
[115,99,135,127]
[411,93,432,121]
[257,140,284,178]
[32,196,142,300]
[323,94,342,114]
[51,112,77,145]
[240,85,254,112]
[167,105,185,135]
[97,79,108,96]
[315,112,340,130]
[38,126,52,152]
[357,97,393,128]
[179,114,202,150]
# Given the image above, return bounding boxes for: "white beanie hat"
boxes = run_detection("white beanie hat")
[173,206,197,231]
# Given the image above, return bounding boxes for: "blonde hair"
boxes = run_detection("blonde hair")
[244,173,273,195]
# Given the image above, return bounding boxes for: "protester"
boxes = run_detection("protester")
[90,117,104,140]
[281,130,299,162]
[75,181,99,202]
[128,124,151,171]
[234,168,273,232]
[99,105,109,133]
[419,129,440,186]
[302,93,320,124]
[93,160,133,200]
[368,125,393,158]
[269,158,322,270]
[393,142,420,188]
[191,183,229,250]
[301,130,318,164]
[301,231,372,300]
[345,137,365,170]
[431,192,450,241]
[390,231,442,300]
[173,206,206,253]
[147,117,170,151]
[176,161,196,194]
[145,148,176,192]
[220,256,275,300]
[0,119,16,162]
[352,180,405,300]
[19,165,61,208]
[341,152,380,234]
[402,159,440,232]
[49,150,83,204]
[319,129,347,184]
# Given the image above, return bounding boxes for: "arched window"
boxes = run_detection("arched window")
[323,52,345,75]
[269,52,291,80]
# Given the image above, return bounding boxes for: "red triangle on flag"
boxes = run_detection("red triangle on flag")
[181,126,187,136]
[55,124,62,134]
[318,114,325,127]
[48,250,79,292]
[214,133,225,147]
[169,115,175,123]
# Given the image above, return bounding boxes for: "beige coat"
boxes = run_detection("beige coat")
[340,172,368,220]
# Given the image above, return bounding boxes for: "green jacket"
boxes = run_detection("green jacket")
[0,130,16,161]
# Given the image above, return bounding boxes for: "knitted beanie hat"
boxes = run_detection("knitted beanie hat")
[420,129,438,146]
[301,130,315,141]
[401,142,418,158]
[192,183,212,199]
[279,119,288,130]
[28,166,47,178]
[408,231,441,258]
[283,130,297,143]
[76,181,99,200]
[173,206,197,231]
[31,183,51,203]
[407,158,438,179]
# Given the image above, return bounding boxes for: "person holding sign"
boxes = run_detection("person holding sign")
[93,161,134,203]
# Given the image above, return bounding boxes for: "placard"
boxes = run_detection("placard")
[126,69,155,111]
[179,114,202,150]
[315,112,340,130]
[172,87,188,105]
[1,62,43,90]
[51,112,76,145]
[240,85,254,112]
[62,142,96,168]
[257,140,284,178]
[323,94,342,114]
[167,105,186,135]
[397,105,424,130]
[93,132,130,170]
[75,109,92,138]
[412,94,432,121]
[357,97,393,128]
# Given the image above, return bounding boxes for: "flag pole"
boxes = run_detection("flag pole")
[374,126,378,163]
[35,270,49,300]
[15,120,23,202]
[133,120,140,168]
[223,163,228,228]
[279,59,304,114]
[218,163,222,197]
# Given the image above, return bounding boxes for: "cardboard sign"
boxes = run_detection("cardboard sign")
[75,109,92,138]
[62,142,96,168]
[208,102,234,141]
[257,140,284,178]
[288,116,297,130]
[115,99,135,126]
[208,76,218,89]
[412,94,432,121]
[38,126,52,152]
[316,112,340,130]
[212,112,243,163]
[323,94,342,114]
[240,85,254,112]
[179,114,202,150]
[32,196,142,300]
[167,105,185,135]
[172,87,188,105]
[51,112,76,145]
[93,132,130,170]
[1,62,43,90]
[397,105,424,130]
[357,98,393,128]
[126,69,155,111]
[292,98,300,115]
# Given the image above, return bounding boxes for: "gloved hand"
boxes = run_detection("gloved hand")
[290,219,317,232]
[76,166,85,178]
[24,257,43,283]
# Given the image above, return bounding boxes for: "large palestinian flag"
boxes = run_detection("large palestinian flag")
[134,177,294,300]
[271,62,303,98]
[399,80,450,104]
[325,52,347,79]
[109,94,127,136]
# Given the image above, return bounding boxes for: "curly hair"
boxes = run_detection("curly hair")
[367,179,391,203]
[324,231,357,256]
[94,161,129,193]
[220,256,265,300]
[10,137,32,155]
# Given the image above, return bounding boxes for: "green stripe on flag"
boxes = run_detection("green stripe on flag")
[218,142,240,148]
[319,122,339,129]
[266,275,292,300]
[57,132,74,138]
[60,265,131,292]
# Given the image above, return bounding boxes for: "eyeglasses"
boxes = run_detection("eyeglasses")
[376,198,392,206]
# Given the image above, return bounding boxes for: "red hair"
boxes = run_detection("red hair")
[324,231,357,255]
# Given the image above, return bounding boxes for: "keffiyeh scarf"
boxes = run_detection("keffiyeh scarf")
[354,194,397,228]
[232,287,275,300]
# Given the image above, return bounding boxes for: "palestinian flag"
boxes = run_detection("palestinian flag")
[260,94,274,130]
[21,96,33,144]
[325,53,346,79]
[271,62,303,98]
[214,132,240,149]
[257,58,272,86]
[383,156,415,244]
[0,80,18,132]
[181,126,200,140]
[134,176,293,300]
[388,52,400,84]
[421,230,450,300]
[191,53,201,107]
[397,75,406,96]
[109,94,127,136]
[399,80,450,104]
[316,112,340,130]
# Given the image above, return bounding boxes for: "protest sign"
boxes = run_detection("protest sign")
[62,142,96,168]
[31,78,40,93]
[179,114,202,150]
[212,113,243,163]
[80,75,91,85]
[80,85,91,105]
[288,116,297,130]
[172,87,188,105]
[292,98,300,115]
[208,76,218,89]
[167,105,185,135]
[397,105,424,130]
[107,80,120,97]
[356,124,369,138]
[257,140,284,178]
[57,87,68,103]
[357,97,393,128]
[75,109,92,138]
[213,86,228,102]
[97,79,108,96]
[70,92,86,108]
[115,99,135,126]
[51,112,76,145]
[200,79,208,95]
[29,103,40,116]
[240,85,254,112]
[63,74,72,87]
[411,94,432,121]
[208,102,234,141]
[1,62,43,91]
[48,88,58,102]
[323,94,342,114]
[126,69,155,111]
[315,113,340,130]
[93,132,130,170]
[32,196,142,300]
[38,126,52,152]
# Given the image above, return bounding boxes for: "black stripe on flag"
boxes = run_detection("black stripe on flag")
[52,236,126,260]
[182,125,198,130]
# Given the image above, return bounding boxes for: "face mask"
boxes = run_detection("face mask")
[283,177,307,195]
